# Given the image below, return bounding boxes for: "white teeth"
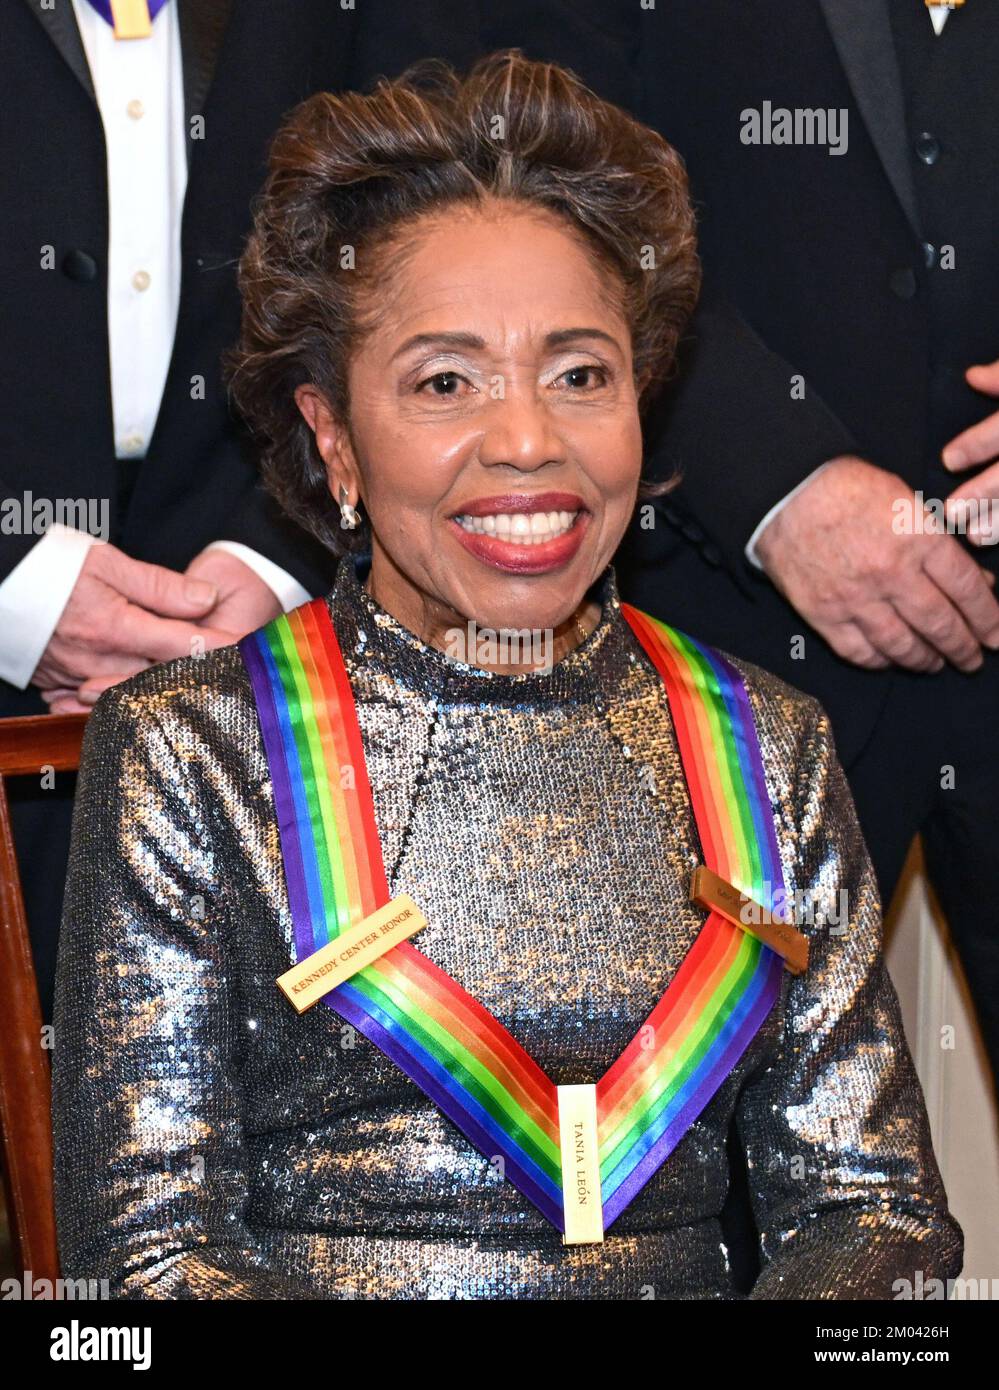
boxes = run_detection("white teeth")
[454,510,580,544]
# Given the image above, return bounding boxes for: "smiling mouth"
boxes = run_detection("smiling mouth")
[452,509,581,545]
[446,492,590,573]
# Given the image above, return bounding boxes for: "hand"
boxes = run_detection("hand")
[185,547,285,636]
[69,547,283,709]
[754,456,999,672]
[36,543,238,713]
[941,358,999,544]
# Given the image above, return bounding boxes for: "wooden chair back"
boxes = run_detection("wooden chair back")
[0,713,88,1282]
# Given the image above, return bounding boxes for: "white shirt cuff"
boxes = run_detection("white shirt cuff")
[0,525,102,689]
[744,462,837,570]
[202,541,312,611]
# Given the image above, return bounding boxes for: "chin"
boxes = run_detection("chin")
[460,576,592,636]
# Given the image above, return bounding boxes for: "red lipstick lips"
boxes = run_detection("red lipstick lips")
[448,492,589,575]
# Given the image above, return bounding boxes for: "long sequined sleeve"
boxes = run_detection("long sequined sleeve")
[52,685,317,1300]
[740,699,964,1299]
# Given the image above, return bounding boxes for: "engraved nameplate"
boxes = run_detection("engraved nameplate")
[690,865,809,975]
[557,1083,604,1245]
[276,893,427,1013]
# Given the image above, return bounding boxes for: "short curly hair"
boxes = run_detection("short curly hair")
[224,50,701,556]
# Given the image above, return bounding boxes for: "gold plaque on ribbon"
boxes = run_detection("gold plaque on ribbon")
[557,1083,604,1245]
[690,865,809,975]
[276,893,427,1014]
[110,0,153,40]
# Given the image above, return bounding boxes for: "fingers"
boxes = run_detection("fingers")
[112,604,239,663]
[942,366,999,469]
[965,359,999,391]
[39,638,169,683]
[945,464,999,544]
[37,619,233,709]
[853,600,945,672]
[39,661,151,710]
[39,688,79,706]
[921,539,999,656]
[888,575,975,670]
[46,695,92,715]
[74,665,153,706]
[95,547,219,617]
[39,603,238,694]
[815,620,893,670]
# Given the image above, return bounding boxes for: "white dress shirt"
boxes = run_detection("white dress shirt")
[927,6,952,38]
[0,0,308,690]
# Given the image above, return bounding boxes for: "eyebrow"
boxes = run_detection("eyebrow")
[545,328,621,351]
[391,327,622,361]
[391,332,485,362]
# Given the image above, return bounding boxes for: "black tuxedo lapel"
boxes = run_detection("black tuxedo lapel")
[177,0,234,132]
[817,0,922,240]
[22,0,234,130]
[22,0,96,105]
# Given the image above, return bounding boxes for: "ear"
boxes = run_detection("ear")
[294,384,361,507]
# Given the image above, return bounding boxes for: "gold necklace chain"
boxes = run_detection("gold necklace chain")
[571,609,593,656]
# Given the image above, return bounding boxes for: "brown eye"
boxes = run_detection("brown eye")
[419,371,464,396]
[557,364,607,390]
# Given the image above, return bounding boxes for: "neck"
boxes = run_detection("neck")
[362,551,602,675]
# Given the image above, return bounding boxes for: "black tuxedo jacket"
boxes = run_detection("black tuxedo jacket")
[483,0,999,768]
[0,0,476,717]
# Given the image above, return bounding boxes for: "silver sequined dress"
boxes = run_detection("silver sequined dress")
[51,556,963,1299]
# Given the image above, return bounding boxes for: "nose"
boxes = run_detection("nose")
[477,384,567,472]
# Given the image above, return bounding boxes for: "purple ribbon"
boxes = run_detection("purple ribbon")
[82,0,171,28]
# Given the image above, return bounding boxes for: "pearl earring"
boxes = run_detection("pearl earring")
[338,484,360,530]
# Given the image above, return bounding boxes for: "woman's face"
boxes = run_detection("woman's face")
[298,203,643,643]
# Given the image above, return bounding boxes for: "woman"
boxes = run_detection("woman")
[52,53,962,1300]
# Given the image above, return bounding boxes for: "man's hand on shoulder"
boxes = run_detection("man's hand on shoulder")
[37,544,237,713]
[184,547,285,638]
[59,547,284,711]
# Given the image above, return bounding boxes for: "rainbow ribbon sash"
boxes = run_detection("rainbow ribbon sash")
[239,597,786,1233]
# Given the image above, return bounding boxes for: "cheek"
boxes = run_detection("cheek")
[360,425,466,533]
[584,412,644,502]
[347,395,425,502]
[359,421,475,517]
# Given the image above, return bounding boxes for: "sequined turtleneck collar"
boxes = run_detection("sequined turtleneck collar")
[324,551,632,708]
